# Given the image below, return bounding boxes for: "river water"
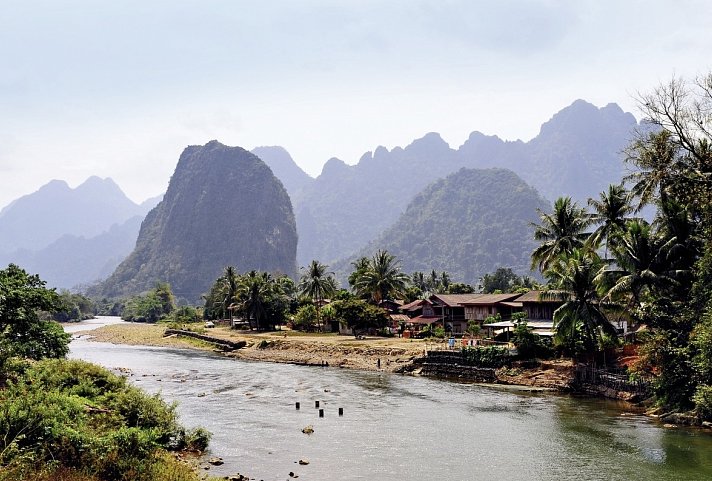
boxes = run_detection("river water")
[68,317,712,481]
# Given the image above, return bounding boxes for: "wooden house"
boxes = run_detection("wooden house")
[460,293,522,323]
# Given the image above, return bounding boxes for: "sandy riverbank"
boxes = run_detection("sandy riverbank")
[77,323,428,373]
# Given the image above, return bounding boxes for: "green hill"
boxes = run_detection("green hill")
[334,168,549,284]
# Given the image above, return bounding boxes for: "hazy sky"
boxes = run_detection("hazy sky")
[2,0,711,208]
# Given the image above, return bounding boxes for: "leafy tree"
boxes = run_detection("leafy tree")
[481,267,520,293]
[237,271,271,331]
[0,264,69,365]
[122,283,175,323]
[298,260,338,331]
[531,197,592,272]
[292,304,317,331]
[331,298,389,336]
[52,290,95,322]
[352,250,409,304]
[446,282,475,294]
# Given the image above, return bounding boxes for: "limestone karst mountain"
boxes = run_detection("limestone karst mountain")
[332,168,550,284]
[96,141,298,302]
[294,100,637,266]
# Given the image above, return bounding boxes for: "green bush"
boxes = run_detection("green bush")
[694,384,712,420]
[0,359,210,481]
[461,346,510,368]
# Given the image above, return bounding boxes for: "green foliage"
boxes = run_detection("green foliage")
[52,290,95,322]
[170,305,201,324]
[204,269,292,330]
[332,168,550,285]
[0,359,210,481]
[512,320,552,360]
[122,283,175,323]
[531,196,592,272]
[331,298,389,334]
[481,267,521,293]
[461,346,510,368]
[466,319,480,338]
[351,250,409,304]
[293,304,317,331]
[0,264,69,364]
[298,260,337,330]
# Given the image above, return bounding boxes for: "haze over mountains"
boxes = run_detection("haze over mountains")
[0,99,639,295]
[0,177,160,288]
[293,99,638,266]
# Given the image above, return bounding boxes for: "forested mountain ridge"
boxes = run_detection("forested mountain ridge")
[332,168,550,284]
[293,100,638,266]
[94,141,298,302]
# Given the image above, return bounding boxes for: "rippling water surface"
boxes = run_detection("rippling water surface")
[69,318,712,480]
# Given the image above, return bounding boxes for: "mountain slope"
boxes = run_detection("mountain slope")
[333,168,550,284]
[295,100,638,266]
[96,141,298,302]
[251,146,314,203]
[6,215,144,289]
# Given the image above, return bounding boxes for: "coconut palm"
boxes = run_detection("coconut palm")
[599,219,680,308]
[624,130,680,210]
[353,250,409,304]
[587,184,634,256]
[531,196,592,273]
[298,260,338,331]
[222,265,239,320]
[544,248,617,354]
[237,270,272,331]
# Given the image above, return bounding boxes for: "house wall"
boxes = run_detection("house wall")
[524,303,557,321]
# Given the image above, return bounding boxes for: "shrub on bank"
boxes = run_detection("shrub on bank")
[0,358,211,481]
[461,346,510,368]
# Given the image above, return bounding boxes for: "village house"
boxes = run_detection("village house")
[460,293,522,323]
[398,299,440,338]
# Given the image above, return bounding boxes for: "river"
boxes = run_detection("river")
[69,317,712,480]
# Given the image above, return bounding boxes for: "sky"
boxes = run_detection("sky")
[2,0,711,208]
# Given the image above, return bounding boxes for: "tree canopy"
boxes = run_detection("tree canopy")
[0,264,69,363]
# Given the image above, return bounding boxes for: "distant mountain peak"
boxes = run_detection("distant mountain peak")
[320,157,349,177]
[405,132,449,152]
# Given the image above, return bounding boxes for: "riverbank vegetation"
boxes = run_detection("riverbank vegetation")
[0,265,213,481]
[528,72,712,418]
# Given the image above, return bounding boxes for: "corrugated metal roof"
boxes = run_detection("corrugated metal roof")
[430,293,482,306]
[460,293,521,305]
[515,290,568,303]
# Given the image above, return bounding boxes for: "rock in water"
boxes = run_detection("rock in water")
[97,141,297,302]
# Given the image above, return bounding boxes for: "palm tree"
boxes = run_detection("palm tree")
[238,270,272,331]
[222,266,239,321]
[599,220,680,308]
[587,184,634,256]
[531,196,592,273]
[298,260,337,331]
[624,129,683,211]
[544,248,617,355]
[353,250,409,304]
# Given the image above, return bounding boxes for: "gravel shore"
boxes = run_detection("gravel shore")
[77,323,428,373]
